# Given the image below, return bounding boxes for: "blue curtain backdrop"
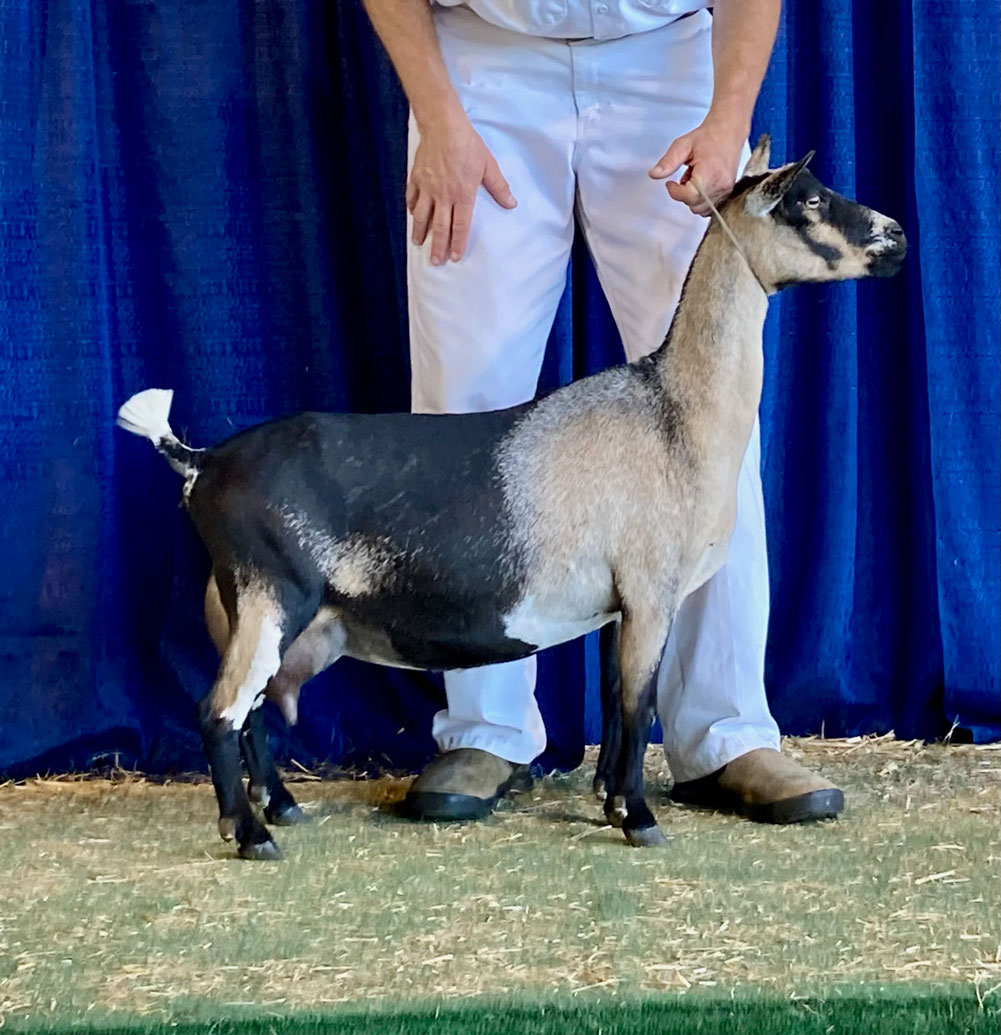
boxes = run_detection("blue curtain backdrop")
[0,1,997,777]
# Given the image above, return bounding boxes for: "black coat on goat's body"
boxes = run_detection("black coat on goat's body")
[118,136,907,859]
[188,405,542,670]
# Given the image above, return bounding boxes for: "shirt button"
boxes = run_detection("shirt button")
[596,2,609,11]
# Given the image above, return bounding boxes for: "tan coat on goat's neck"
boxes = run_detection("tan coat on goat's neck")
[496,230,768,670]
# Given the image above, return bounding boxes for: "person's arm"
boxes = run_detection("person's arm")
[362,0,516,264]
[649,0,782,215]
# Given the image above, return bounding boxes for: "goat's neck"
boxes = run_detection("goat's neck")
[652,224,769,454]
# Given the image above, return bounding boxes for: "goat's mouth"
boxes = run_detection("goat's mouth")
[866,241,907,277]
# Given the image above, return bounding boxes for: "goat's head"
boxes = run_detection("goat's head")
[720,135,906,292]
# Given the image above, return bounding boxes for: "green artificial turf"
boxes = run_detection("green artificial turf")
[4,988,999,1035]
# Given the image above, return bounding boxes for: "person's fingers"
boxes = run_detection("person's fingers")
[666,178,704,210]
[405,178,418,213]
[410,192,432,246]
[449,196,474,262]
[694,170,734,207]
[429,201,453,265]
[649,134,693,179]
[482,153,517,209]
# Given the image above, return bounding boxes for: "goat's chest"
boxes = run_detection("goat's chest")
[683,537,731,598]
[681,498,738,597]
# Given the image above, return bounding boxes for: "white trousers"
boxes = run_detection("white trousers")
[408,7,780,782]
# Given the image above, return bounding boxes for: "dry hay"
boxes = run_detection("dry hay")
[0,735,998,1025]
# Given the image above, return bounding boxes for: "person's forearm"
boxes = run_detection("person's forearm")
[362,0,462,129]
[708,0,782,135]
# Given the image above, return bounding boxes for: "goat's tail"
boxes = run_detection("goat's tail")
[117,388,203,477]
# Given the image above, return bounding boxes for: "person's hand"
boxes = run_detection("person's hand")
[648,114,748,216]
[407,105,517,264]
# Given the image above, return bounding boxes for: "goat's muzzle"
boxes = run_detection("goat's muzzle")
[866,221,907,277]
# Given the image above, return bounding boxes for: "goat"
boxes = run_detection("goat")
[117,136,905,860]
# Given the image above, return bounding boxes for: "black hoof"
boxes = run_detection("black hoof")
[592,777,608,803]
[625,824,668,848]
[238,838,284,861]
[265,802,309,826]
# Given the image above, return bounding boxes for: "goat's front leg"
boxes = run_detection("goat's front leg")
[607,607,671,847]
[593,620,622,804]
[199,593,286,861]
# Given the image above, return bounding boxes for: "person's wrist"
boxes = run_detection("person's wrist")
[703,102,752,144]
[412,90,467,135]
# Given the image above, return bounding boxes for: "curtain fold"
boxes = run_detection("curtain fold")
[0,0,997,777]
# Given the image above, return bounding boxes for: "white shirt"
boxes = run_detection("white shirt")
[432,0,709,41]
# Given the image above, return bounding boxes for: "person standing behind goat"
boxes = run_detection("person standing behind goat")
[361,0,844,825]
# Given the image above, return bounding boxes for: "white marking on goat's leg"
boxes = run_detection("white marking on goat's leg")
[217,613,283,730]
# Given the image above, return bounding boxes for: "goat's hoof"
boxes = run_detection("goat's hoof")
[218,817,237,842]
[592,778,607,803]
[625,824,668,848]
[238,838,284,861]
[266,802,308,826]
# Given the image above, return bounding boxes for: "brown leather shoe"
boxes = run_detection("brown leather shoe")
[401,748,534,821]
[670,748,844,824]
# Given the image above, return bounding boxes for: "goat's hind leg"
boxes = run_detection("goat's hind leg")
[199,582,297,860]
[240,704,307,827]
[208,571,308,828]
[244,609,346,826]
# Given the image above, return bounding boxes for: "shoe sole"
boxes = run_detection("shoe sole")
[672,786,845,825]
[401,768,534,822]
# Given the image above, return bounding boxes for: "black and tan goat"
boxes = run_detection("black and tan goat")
[118,137,906,860]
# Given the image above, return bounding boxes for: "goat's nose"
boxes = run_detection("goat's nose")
[888,222,905,241]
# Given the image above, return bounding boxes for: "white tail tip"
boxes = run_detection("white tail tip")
[117,388,175,444]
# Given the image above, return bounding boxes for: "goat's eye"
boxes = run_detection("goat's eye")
[805,196,822,209]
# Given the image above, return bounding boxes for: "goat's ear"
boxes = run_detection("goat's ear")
[742,134,772,177]
[744,150,816,217]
